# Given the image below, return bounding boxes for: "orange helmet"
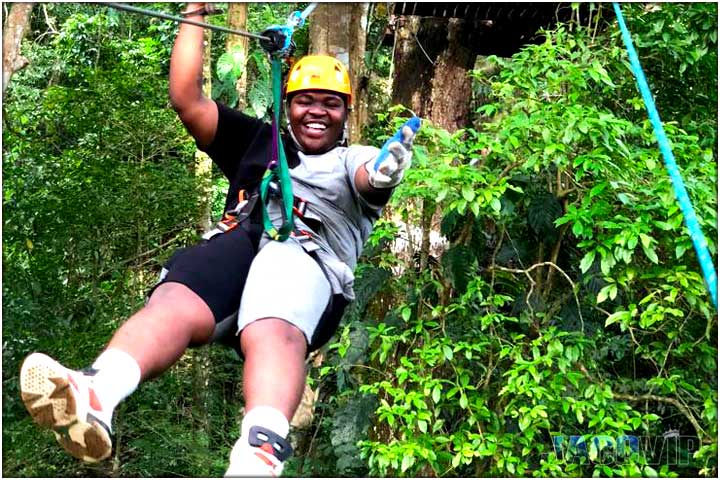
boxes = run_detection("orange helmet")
[286,55,352,104]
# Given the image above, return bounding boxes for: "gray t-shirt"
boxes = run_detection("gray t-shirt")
[263,145,382,300]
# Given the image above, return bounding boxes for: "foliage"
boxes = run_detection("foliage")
[304,3,717,478]
[2,3,223,477]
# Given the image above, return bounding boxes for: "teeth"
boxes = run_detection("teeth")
[306,123,326,130]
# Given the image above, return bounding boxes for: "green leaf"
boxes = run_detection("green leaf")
[588,441,598,461]
[432,385,442,403]
[216,47,245,83]
[401,306,412,322]
[580,251,596,273]
[572,221,584,237]
[642,243,659,264]
[418,419,428,433]
[639,233,653,249]
[443,345,454,361]
[401,454,413,472]
[600,252,616,275]
[605,310,629,327]
[645,157,657,170]
[644,466,658,477]
[597,284,615,304]
[589,182,607,198]
[459,395,468,409]
[462,185,475,202]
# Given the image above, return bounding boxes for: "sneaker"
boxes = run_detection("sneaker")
[20,352,112,463]
[225,426,292,477]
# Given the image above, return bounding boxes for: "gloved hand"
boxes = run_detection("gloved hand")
[366,117,421,189]
[260,25,293,55]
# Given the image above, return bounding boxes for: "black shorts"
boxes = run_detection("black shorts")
[155,223,262,323]
[151,223,348,353]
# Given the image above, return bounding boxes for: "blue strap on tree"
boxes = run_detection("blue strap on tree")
[613,3,717,309]
[259,3,317,241]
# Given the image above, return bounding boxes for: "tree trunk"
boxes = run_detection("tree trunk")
[309,3,370,144]
[226,3,249,110]
[391,16,477,132]
[2,2,33,98]
[348,3,370,144]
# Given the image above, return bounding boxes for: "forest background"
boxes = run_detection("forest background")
[2,2,717,477]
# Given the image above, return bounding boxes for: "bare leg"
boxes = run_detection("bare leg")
[240,318,308,420]
[106,282,216,380]
[19,281,217,463]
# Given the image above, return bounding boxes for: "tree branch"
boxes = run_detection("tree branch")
[98,228,192,278]
[490,160,523,186]
[491,261,584,333]
[613,393,710,444]
[544,223,569,296]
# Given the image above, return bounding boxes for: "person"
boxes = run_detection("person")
[18,2,416,477]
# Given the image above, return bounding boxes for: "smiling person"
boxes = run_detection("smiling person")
[18,2,415,477]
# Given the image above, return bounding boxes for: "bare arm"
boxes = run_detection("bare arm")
[168,2,218,148]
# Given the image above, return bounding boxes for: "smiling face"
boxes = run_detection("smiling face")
[287,90,347,154]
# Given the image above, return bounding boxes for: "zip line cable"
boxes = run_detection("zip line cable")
[103,3,270,41]
[613,3,718,309]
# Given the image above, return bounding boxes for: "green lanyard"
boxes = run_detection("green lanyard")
[259,56,295,241]
[258,3,318,241]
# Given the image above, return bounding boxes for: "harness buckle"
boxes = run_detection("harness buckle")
[291,229,320,252]
[202,190,258,240]
[293,197,308,217]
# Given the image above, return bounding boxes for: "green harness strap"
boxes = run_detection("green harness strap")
[259,56,295,241]
[258,4,318,241]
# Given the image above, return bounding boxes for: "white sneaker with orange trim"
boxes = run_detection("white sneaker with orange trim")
[20,352,113,463]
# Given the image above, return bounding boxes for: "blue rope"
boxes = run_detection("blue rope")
[612,3,717,309]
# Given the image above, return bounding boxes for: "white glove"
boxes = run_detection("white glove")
[366,119,418,189]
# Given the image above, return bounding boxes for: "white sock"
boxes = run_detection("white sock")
[89,348,142,427]
[240,406,290,442]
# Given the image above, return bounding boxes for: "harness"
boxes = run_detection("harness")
[202,181,320,253]
[203,3,321,251]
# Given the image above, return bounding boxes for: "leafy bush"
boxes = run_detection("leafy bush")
[309,5,717,478]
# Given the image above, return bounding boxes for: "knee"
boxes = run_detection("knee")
[139,282,215,343]
[241,318,307,357]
